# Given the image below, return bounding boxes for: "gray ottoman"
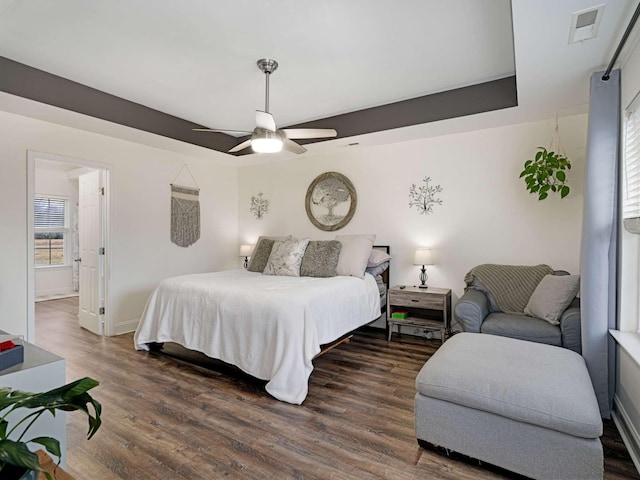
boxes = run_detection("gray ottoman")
[415,333,603,480]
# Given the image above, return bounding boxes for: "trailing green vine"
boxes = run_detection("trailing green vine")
[520,147,571,200]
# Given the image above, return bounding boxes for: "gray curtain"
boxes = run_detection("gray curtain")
[580,69,620,419]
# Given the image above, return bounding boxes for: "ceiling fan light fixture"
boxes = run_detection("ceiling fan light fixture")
[251,129,283,153]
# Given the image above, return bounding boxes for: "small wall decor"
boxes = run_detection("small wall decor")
[170,164,200,248]
[408,176,443,215]
[305,172,357,231]
[250,192,269,219]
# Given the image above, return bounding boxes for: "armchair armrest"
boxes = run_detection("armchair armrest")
[560,298,581,354]
[454,289,490,333]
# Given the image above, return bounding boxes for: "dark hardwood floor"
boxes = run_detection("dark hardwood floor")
[35,297,640,480]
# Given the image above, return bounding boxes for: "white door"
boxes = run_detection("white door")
[78,170,104,335]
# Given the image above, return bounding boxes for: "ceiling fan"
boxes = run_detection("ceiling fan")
[193,58,337,154]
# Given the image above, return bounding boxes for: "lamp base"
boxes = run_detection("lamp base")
[418,265,429,289]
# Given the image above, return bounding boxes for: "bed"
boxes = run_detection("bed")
[134,242,390,404]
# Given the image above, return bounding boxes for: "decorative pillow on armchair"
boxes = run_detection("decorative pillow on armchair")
[263,238,310,277]
[524,274,580,325]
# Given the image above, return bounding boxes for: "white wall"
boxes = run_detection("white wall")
[238,114,587,331]
[34,162,79,298]
[0,110,238,339]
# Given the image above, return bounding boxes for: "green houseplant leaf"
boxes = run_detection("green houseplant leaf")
[519,147,571,201]
[0,377,101,477]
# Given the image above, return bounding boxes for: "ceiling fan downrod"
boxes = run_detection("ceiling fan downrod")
[257,58,278,114]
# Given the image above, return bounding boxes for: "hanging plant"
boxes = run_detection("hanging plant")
[520,117,572,201]
[520,147,571,200]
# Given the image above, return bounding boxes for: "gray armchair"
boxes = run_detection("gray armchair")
[454,271,581,353]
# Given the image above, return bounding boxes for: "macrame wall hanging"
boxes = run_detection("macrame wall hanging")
[170,164,200,248]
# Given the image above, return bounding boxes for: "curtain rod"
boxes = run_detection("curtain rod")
[603,1,640,81]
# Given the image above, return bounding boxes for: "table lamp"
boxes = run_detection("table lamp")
[239,244,254,269]
[413,248,433,288]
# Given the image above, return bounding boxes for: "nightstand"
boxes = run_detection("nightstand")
[387,286,452,342]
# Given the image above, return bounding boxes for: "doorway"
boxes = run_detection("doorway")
[27,151,111,342]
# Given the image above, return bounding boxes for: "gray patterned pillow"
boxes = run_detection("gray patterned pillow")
[300,240,342,277]
[247,238,275,272]
[263,238,310,277]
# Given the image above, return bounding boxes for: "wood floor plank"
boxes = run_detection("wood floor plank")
[32,297,640,480]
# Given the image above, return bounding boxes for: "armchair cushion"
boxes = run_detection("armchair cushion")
[480,313,562,346]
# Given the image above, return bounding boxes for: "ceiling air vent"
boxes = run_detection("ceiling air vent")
[569,4,605,44]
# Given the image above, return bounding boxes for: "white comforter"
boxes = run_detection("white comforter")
[134,269,381,404]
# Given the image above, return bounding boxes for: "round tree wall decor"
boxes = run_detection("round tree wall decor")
[305,172,357,231]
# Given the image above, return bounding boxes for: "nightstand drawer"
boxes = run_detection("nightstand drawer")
[389,290,444,310]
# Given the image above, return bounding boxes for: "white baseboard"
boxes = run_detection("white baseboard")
[112,318,139,336]
[35,287,76,299]
[613,394,640,475]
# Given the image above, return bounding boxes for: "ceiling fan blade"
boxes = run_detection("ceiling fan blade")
[193,128,253,134]
[229,139,253,153]
[255,111,276,132]
[282,138,307,154]
[280,128,338,140]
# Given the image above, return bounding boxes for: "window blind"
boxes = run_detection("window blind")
[624,97,640,234]
[34,197,66,229]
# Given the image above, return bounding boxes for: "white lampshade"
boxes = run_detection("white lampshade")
[413,248,433,266]
[239,244,254,257]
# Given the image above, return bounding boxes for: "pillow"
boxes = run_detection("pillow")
[524,274,580,325]
[247,235,291,272]
[247,238,275,272]
[367,249,391,268]
[300,240,342,277]
[365,261,389,277]
[263,238,310,277]
[374,275,386,296]
[335,234,376,279]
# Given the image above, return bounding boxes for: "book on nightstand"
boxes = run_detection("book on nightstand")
[391,311,408,319]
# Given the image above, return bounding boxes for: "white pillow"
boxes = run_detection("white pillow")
[263,238,310,277]
[335,234,376,279]
[367,249,391,267]
[524,274,580,325]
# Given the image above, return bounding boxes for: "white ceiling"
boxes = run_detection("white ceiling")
[0,0,636,162]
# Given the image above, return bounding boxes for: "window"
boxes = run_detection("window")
[34,196,68,266]
[624,95,640,233]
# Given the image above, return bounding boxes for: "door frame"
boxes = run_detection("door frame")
[27,150,113,342]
